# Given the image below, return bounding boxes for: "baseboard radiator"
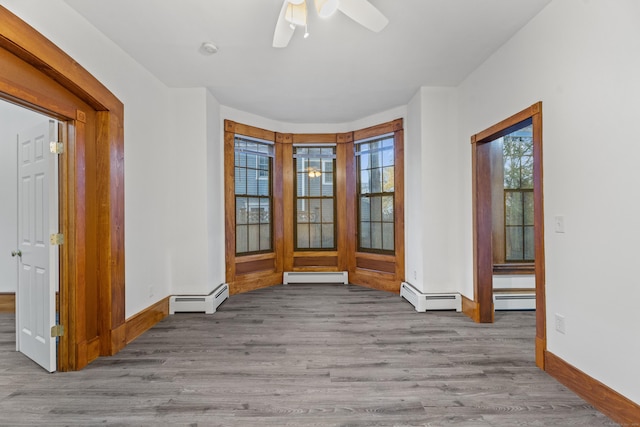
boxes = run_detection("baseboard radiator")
[400,282,462,312]
[169,283,229,314]
[283,271,348,285]
[493,290,536,310]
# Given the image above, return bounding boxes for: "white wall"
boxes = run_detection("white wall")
[0,101,50,292]
[405,88,461,294]
[206,91,225,289]
[405,91,424,290]
[167,88,210,295]
[456,0,640,404]
[422,88,459,293]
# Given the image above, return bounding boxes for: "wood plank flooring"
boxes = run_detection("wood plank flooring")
[0,284,613,426]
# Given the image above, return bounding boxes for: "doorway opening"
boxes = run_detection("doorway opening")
[1,5,126,371]
[469,102,546,369]
[1,98,62,372]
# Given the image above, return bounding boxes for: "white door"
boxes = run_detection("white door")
[15,120,58,372]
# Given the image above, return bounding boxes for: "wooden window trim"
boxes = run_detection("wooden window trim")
[293,146,337,251]
[224,119,404,295]
[493,263,535,275]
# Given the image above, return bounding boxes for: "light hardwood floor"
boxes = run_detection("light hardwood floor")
[0,284,613,426]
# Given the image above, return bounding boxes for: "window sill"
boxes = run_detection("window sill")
[493,263,535,275]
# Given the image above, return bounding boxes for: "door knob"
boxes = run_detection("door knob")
[11,250,22,258]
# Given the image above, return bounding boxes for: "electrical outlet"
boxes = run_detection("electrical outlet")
[148,285,154,298]
[555,313,566,334]
[554,215,565,233]
[413,270,417,280]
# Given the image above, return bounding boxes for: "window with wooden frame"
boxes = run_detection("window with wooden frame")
[355,135,395,254]
[490,118,535,273]
[224,118,404,295]
[294,146,336,250]
[503,124,534,262]
[234,136,274,255]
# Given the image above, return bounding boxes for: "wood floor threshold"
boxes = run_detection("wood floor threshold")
[545,351,640,424]
[0,293,15,313]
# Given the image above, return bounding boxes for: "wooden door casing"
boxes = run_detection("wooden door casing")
[0,6,125,371]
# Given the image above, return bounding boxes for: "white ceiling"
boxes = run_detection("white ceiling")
[63,0,551,124]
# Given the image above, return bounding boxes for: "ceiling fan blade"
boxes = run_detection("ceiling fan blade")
[337,0,388,32]
[273,0,296,48]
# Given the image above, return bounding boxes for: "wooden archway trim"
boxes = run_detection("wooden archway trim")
[469,102,546,369]
[0,6,125,370]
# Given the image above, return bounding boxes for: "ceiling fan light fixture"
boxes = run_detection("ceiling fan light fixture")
[315,0,339,18]
[288,0,305,4]
[285,1,307,27]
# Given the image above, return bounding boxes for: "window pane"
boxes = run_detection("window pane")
[322,224,334,248]
[382,223,394,251]
[382,166,394,192]
[372,150,383,169]
[371,196,382,221]
[297,172,307,197]
[321,199,334,223]
[360,169,370,194]
[236,225,247,253]
[309,199,321,222]
[521,155,533,189]
[248,198,260,223]
[505,192,523,225]
[309,224,322,247]
[382,196,394,221]
[309,174,321,197]
[235,167,246,194]
[360,221,371,248]
[382,148,394,167]
[371,168,383,193]
[371,222,382,249]
[524,192,534,225]
[235,152,245,167]
[524,226,535,260]
[360,197,370,221]
[246,153,257,169]
[505,226,523,261]
[297,199,309,223]
[260,198,270,223]
[260,224,271,251]
[257,171,269,196]
[359,153,370,169]
[248,225,260,252]
[297,224,309,248]
[236,197,248,224]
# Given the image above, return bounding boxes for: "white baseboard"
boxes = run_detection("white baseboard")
[493,292,536,310]
[169,283,229,314]
[283,271,348,284]
[400,282,461,312]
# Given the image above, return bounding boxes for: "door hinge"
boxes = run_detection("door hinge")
[49,141,64,154]
[50,233,64,245]
[51,325,64,337]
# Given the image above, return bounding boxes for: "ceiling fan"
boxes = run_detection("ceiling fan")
[273,0,388,48]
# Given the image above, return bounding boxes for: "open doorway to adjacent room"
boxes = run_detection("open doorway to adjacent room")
[0,98,62,372]
[469,102,547,369]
